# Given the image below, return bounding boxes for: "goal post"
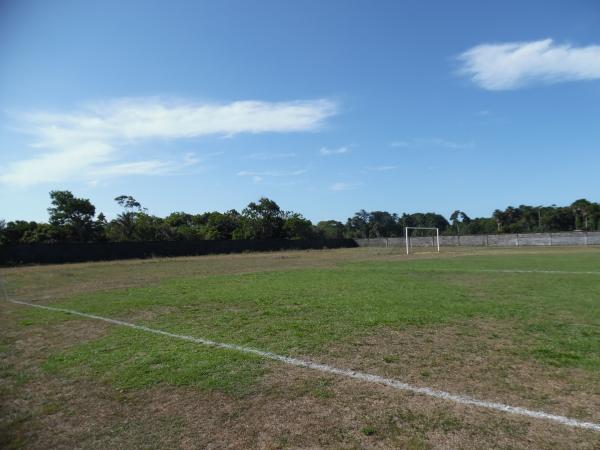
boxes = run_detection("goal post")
[404,227,440,254]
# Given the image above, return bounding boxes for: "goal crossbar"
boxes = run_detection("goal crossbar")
[404,227,440,254]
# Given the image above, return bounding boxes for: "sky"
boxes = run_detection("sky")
[1,0,600,223]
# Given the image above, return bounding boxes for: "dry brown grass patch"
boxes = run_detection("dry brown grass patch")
[322,320,600,424]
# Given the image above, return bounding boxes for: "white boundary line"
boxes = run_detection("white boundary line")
[408,268,600,275]
[4,297,600,433]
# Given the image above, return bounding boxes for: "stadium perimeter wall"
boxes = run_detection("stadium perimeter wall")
[355,231,600,248]
[0,239,357,266]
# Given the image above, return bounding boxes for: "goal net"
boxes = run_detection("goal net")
[404,227,440,254]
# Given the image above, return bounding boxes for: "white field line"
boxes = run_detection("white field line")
[4,297,600,433]
[409,268,600,275]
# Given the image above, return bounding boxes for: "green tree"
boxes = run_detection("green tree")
[346,210,370,238]
[47,190,96,241]
[589,203,600,230]
[541,206,574,232]
[93,213,108,241]
[449,210,470,235]
[164,212,198,240]
[283,213,315,239]
[368,211,398,237]
[133,213,167,241]
[492,209,505,232]
[20,223,60,243]
[1,221,38,244]
[241,197,286,239]
[204,210,240,240]
[571,199,592,230]
[316,220,346,239]
[111,195,145,241]
[114,195,143,211]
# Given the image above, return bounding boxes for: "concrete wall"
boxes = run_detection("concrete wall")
[355,231,600,248]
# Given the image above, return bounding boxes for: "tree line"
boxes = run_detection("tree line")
[1,191,599,245]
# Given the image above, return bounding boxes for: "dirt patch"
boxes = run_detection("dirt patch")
[2,304,110,372]
[5,301,185,448]
[321,320,600,425]
[119,305,178,323]
[257,364,599,449]
[52,362,600,449]
[2,311,599,448]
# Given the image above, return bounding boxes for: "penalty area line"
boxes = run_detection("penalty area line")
[5,297,600,433]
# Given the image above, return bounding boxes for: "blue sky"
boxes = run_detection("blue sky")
[1,0,600,223]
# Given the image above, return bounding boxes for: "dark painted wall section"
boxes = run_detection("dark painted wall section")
[0,239,358,266]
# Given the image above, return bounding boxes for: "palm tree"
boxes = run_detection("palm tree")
[450,210,470,235]
[450,210,461,235]
[493,209,505,232]
[113,195,145,240]
[571,199,592,230]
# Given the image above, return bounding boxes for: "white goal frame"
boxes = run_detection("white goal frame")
[404,227,440,254]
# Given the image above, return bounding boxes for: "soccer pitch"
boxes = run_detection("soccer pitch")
[1,247,599,448]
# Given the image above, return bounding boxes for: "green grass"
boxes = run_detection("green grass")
[398,250,600,272]
[43,326,265,394]
[361,426,376,436]
[11,249,600,393]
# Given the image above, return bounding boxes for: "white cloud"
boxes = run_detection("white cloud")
[237,169,307,185]
[1,97,336,187]
[427,138,473,149]
[390,138,472,149]
[244,152,297,160]
[320,146,349,156]
[90,153,199,178]
[365,165,397,172]
[26,98,337,144]
[458,39,600,90]
[330,182,361,191]
[237,169,307,178]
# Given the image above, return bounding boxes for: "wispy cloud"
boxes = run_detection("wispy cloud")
[389,138,473,149]
[1,97,336,187]
[320,146,349,156]
[237,168,308,184]
[237,169,307,177]
[244,152,297,160]
[90,153,199,178]
[330,181,361,191]
[365,165,398,172]
[426,138,473,149]
[458,39,600,90]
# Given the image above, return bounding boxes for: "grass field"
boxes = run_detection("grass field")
[1,247,600,449]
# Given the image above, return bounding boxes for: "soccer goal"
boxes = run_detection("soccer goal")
[404,227,440,254]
